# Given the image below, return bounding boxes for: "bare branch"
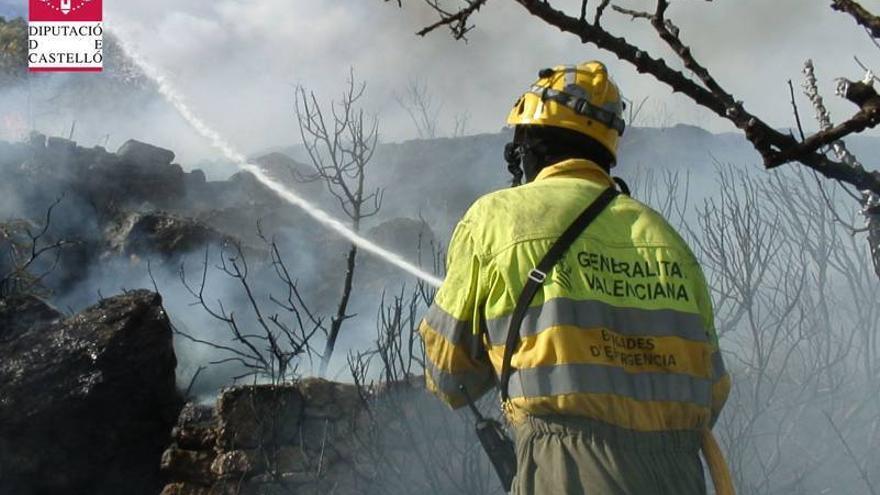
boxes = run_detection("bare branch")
[825,411,879,495]
[831,0,880,39]
[610,5,651,21]
[593,0,611,25]
[0,196,75,298]
[787,80,806,141]
[765,105,880,168]
[294,69,382,376]
[414,0,489,40]
[184,366,207,399]
[394,79,441,139]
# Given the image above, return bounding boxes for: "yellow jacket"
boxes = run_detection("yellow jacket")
[419,158,730,432]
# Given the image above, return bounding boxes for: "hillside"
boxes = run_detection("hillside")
[262,125,880,241]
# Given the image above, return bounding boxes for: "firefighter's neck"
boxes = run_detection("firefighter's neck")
[528,157,613,185]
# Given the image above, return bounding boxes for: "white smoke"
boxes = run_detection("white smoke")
[110,29,444,288]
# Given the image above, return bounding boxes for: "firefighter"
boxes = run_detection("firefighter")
[418,61,733,494]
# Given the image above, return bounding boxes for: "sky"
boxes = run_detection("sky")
[2,0,880,163]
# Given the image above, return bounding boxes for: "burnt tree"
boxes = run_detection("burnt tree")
[294,70,383,377]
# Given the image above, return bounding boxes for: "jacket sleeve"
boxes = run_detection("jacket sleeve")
[419,219,495,409]
[694,264,730,427]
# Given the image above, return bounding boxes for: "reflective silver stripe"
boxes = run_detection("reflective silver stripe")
[423,304,471,345]
[529,84,618,113]
[563,64,577,87]
[425,361,494,398]
[485,297,708,345]
[528,85,624,133]
[508,363,712,406]
[711,350,726,381]
[565,83,589,100]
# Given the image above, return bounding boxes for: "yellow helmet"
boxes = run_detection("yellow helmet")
[507,61,625,158]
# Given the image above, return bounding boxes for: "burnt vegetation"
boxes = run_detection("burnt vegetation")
[2,3,880,493]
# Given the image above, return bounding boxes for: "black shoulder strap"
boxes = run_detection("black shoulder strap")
[499,186,619,401]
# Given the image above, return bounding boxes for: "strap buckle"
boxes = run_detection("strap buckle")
[528,268,547,283]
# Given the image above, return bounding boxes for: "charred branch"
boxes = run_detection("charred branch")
[831,0,880,39]
[593,0,611,26]
[412,0,489,39]
[178,242,318,383]
[0,196,75,298]
[295,69,382,376]
[766,105,880,168]
[320,244,358,377]
[788,80,807,141]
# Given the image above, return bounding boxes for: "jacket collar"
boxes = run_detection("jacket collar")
[533,158,615,187]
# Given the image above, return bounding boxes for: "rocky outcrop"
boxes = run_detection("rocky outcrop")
[160,380,363,495]
[159,379,504,495]
[0,290,183,495]
[0,135,276,295]
[117,139,177,168]
[0,293,60,343]
[14,136,192,212]
[106,210,234,258]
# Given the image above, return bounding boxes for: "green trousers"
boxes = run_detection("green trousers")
[511,416,706,495]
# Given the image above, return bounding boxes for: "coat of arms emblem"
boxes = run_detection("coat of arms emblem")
[37,0,97,16]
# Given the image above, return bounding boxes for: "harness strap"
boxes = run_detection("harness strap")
[499,186,619,401]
